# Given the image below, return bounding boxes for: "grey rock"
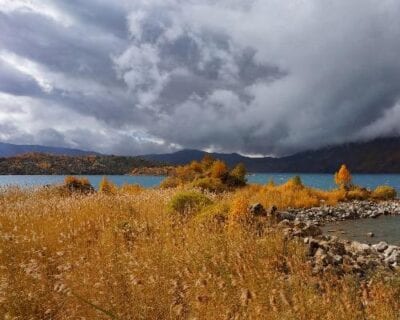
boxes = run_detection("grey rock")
[248,203,266,217]
[276,211,296,221]
[372,241,388,253]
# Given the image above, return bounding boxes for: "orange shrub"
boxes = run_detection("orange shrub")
[63,176,94,194]
[99,177,117,194]
[211,160,229,179]
[335,164,352,189]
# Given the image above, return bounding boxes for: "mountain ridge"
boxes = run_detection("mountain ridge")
[142,137,400,173]
[1,137,399,173]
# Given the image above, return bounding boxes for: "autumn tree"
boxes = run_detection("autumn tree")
[334,164,352,189]
[230,163,247,185]
[201,154,215,169]
[211,160,229,179]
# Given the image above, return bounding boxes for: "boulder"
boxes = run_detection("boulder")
[276,211,296,221]
[350,242,371,255]
[248,203,267,217]
[300,224,322,237]
[308,240,320,256]
[384,245,399,257]
[385,250,400,265]
[278,219,293,228]
[372,241,388,253]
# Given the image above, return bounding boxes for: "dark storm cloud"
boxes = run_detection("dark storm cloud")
[1,0,400,155]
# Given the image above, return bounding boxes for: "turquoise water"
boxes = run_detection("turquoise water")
[0,173,399,191]
[247,173,400,192]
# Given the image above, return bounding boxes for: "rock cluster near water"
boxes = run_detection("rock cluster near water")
[248,200,400,275]
[283,200,400,223]
[287,224,400,275]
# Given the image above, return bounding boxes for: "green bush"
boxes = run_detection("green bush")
[372,185,397,200]
[229,163,247,186]
[168,191,212,216]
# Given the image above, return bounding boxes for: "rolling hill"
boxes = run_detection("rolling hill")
[0,142,99,157]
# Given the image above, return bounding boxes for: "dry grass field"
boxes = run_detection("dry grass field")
[0,161,399,319]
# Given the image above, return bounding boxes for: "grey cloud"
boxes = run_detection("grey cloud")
[1,0,400,156]
[0,60,43,96]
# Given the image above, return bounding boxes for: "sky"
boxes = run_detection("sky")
[1,0,400,156]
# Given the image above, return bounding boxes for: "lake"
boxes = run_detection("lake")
[322,216,400,246]
[0,173,399,191]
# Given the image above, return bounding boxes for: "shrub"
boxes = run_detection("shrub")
[159,176,181,189]
[286,176,303,187]
[346,186,370,200]
[190,177,226,192]
[200,154,215,169]
[99,177,117,194]
[194,201,230,229]
[161,156,247,192]
[64,176,94,194]
[168,191,212,216]
[211,160,229,179]
[335,164,352,189]
[228,163,247,187]
[372,185,397,200]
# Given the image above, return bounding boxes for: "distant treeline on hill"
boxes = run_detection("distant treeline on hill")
[0,153,162,175]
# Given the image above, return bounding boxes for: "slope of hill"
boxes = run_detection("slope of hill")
[0,153,159,175]
[143,137,400,173]
[0,142,99,157]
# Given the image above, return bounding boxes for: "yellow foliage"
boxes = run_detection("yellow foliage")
[98,177,117,194]
[346,186,370,200]
[190,177,226,193]
[63,176,94,194]
[335,164,352,188]
[210,160,229,179]
[161,157,246,192]
[200,154,215,169]
[372,185,397,200]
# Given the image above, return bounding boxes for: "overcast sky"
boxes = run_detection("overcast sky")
[1,0,400,156]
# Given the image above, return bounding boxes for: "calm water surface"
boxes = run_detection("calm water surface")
[0,173,399,191]
[322,216,400,246]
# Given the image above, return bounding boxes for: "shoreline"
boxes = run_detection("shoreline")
[267,200,400,275]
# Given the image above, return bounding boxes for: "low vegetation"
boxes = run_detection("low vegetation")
[0,160,398,319]
[161,156,247,191]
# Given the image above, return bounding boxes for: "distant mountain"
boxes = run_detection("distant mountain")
[142,137,400,173]
[143,149,250,166]
[0,142,99,157]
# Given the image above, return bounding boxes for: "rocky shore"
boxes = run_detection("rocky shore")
[249,200,400,276]
[285,200,400,223]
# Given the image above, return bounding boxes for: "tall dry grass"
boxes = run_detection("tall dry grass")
[0,185,399,319]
